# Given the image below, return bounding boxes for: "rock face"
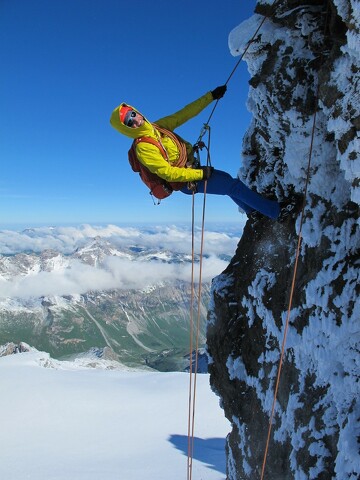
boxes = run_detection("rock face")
[207,1,359,479]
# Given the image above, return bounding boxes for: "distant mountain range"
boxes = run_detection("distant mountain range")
[0,237,218,370]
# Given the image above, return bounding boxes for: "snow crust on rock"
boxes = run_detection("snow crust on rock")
[209,2,360,479]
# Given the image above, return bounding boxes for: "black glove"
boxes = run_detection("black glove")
[211,85,227,100]
[200,166,214,180]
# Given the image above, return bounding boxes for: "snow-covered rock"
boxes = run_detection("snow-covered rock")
[208,1,360,479]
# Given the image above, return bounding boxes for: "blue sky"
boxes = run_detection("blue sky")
[1,0,256,229]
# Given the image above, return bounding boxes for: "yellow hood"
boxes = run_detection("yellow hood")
[110,102,155,140]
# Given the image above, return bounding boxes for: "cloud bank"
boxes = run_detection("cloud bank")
[0,224,241,256]
[0,224,242,299]
[0,255,228,300]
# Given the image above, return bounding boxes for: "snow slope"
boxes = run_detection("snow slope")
[0,351,229,480]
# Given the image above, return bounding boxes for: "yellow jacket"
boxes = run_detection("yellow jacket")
[110,92,213,183]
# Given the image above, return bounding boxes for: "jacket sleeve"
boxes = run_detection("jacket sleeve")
[136,143,204,183]
[155,92,213,131]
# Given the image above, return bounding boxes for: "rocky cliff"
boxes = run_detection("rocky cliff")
[207,1,359,478]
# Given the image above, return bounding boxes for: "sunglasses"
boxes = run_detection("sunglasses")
[124,110,137,127]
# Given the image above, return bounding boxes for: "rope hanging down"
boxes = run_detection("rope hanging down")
[187,127,211,480]
[186,2,282,478]
[195,1,282,147]
[260,87,317,480]
[195,0,291,148]
[200,14,267,136]
[260,1,331,476]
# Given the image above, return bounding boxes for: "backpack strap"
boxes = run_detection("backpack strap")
[134,136,168,160]
[128,136,167,175]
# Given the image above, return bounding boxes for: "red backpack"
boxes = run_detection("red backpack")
[128,134,187,201]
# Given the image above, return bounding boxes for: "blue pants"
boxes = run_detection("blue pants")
[181,169,280,219]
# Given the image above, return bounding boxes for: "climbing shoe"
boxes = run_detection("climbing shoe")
[278,194,304,222]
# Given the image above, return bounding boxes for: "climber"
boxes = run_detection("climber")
[110,86,302,221]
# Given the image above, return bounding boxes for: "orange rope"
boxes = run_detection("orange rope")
[190,182,207,477]
[259,82,320,480]
[186,2,288,477]
[188,11,268,479]
[187,192,196,480]
[187,150,209,480]
[197,1,282,145]
[259,0,330,474]
[204,14,267,130]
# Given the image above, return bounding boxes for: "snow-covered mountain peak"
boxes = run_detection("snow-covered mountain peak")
[73,237,132,266]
